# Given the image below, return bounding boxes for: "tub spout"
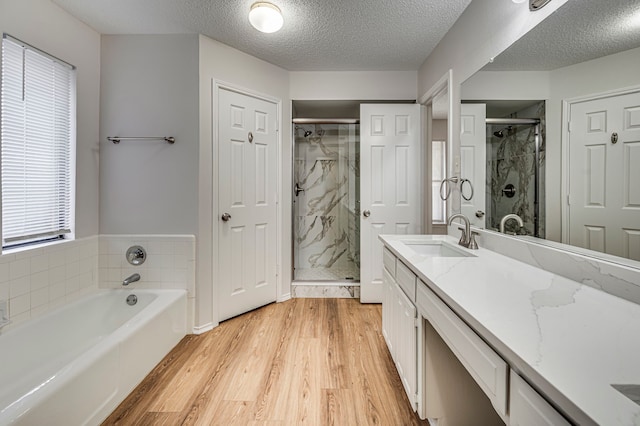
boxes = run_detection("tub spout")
[122,273,141,286]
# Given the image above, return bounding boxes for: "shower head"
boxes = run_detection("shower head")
[493,126,512,138]
[304,130,313,137]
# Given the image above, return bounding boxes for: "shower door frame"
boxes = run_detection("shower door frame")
[291,118,360,283]
[486,117,541,237]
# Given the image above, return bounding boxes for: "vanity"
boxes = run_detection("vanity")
[380,233,640,426]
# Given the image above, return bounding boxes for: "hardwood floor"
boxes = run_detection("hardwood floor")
[103,298,428,425]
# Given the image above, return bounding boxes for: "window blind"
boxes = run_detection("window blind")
[1,35,74,248]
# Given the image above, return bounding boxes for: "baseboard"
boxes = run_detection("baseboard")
[277,293,291,302]
[192,322,215,335]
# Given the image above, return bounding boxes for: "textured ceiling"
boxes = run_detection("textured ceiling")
[484,0,640,71]
[51,0,473,71]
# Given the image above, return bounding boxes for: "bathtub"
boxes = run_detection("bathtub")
[0,289,187,425]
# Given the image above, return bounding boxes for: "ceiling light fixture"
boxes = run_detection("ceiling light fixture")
[249,2,284,33]
[512,0,527,4]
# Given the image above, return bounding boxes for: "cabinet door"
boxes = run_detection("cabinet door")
[510,370,570,426]
[396,284,418,411]
[382,268,395,354]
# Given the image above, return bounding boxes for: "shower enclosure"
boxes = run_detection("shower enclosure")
[485,117,545,237]
[292,119,360,282]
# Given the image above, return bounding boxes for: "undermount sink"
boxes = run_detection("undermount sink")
[403,241,475,258]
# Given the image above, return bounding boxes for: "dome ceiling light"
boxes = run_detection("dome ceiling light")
[249,2,284,33]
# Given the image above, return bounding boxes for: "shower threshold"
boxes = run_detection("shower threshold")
[292,281,360,299]
[294,266,359,282]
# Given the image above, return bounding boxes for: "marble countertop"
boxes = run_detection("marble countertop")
[380,234,640,426]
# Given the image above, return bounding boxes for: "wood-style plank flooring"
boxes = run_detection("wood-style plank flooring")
[103,298,428,425]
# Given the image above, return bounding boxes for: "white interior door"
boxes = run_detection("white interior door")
[360,104,422,303]
[218,88,278,321]
[568,90,640,260]
[460,104,486,228]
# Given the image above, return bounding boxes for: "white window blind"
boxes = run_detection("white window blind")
[1,35,74,248]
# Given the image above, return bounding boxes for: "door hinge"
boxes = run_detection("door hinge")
[414,393,420,404]
[567,194,571,205]
[568,121,573,133]
[414,317,420,328]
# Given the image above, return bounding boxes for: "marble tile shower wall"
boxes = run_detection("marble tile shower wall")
[487,101,545,237]
[0,236,99,328]
[294,127,359,278]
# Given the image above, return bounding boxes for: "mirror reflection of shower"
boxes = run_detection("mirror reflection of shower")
[485,101,545,238]
[293,119,360,282]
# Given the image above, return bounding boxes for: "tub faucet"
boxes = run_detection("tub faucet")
[122,273,141,286]
[447,214,479,249]
[500,214,524,234]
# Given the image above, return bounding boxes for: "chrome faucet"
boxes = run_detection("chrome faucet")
[447,214,479,249]
[122,273,141,286]
[500,214,524,234]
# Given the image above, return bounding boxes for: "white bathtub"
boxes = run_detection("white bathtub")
[0,289,187,425]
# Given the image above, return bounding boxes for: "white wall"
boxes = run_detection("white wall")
[290,71,417,100]
[198,35,291,330]
[0,0,101,324]
[0,0,101,238]
[99,35,200,235]
[461,71,551,101]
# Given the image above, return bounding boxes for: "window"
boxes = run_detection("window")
[431,140,446,224]
[1,35,75,249]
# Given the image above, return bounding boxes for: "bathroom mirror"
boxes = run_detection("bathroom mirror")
[459,0,640,264]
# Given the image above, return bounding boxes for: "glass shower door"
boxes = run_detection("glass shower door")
[293,123,360,281]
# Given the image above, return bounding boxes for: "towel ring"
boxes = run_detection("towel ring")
[439,177,459,201]
[461,178,474,201]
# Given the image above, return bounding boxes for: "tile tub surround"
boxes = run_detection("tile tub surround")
[98,235,195,330]
[0,236,99,329]
[380,234,640,426]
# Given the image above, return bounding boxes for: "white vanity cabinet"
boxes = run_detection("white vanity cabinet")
[382,248,419,412]
[416,281,508,422]
[510,370,571,426]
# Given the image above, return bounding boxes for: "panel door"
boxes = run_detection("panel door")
[218,88,278,321]
[568,90,640,260]
[360,104,422,303]
[460,104,487,228]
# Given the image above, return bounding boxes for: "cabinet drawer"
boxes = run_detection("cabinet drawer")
[396,260,416,301]
[416,282,508,418]
[383,247,396,277]
[510,370,570,426]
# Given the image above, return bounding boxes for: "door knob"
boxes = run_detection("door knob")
[221,213,231,222]
[363,210,371,218]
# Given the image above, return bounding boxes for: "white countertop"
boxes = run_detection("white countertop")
[380,234,640,426]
